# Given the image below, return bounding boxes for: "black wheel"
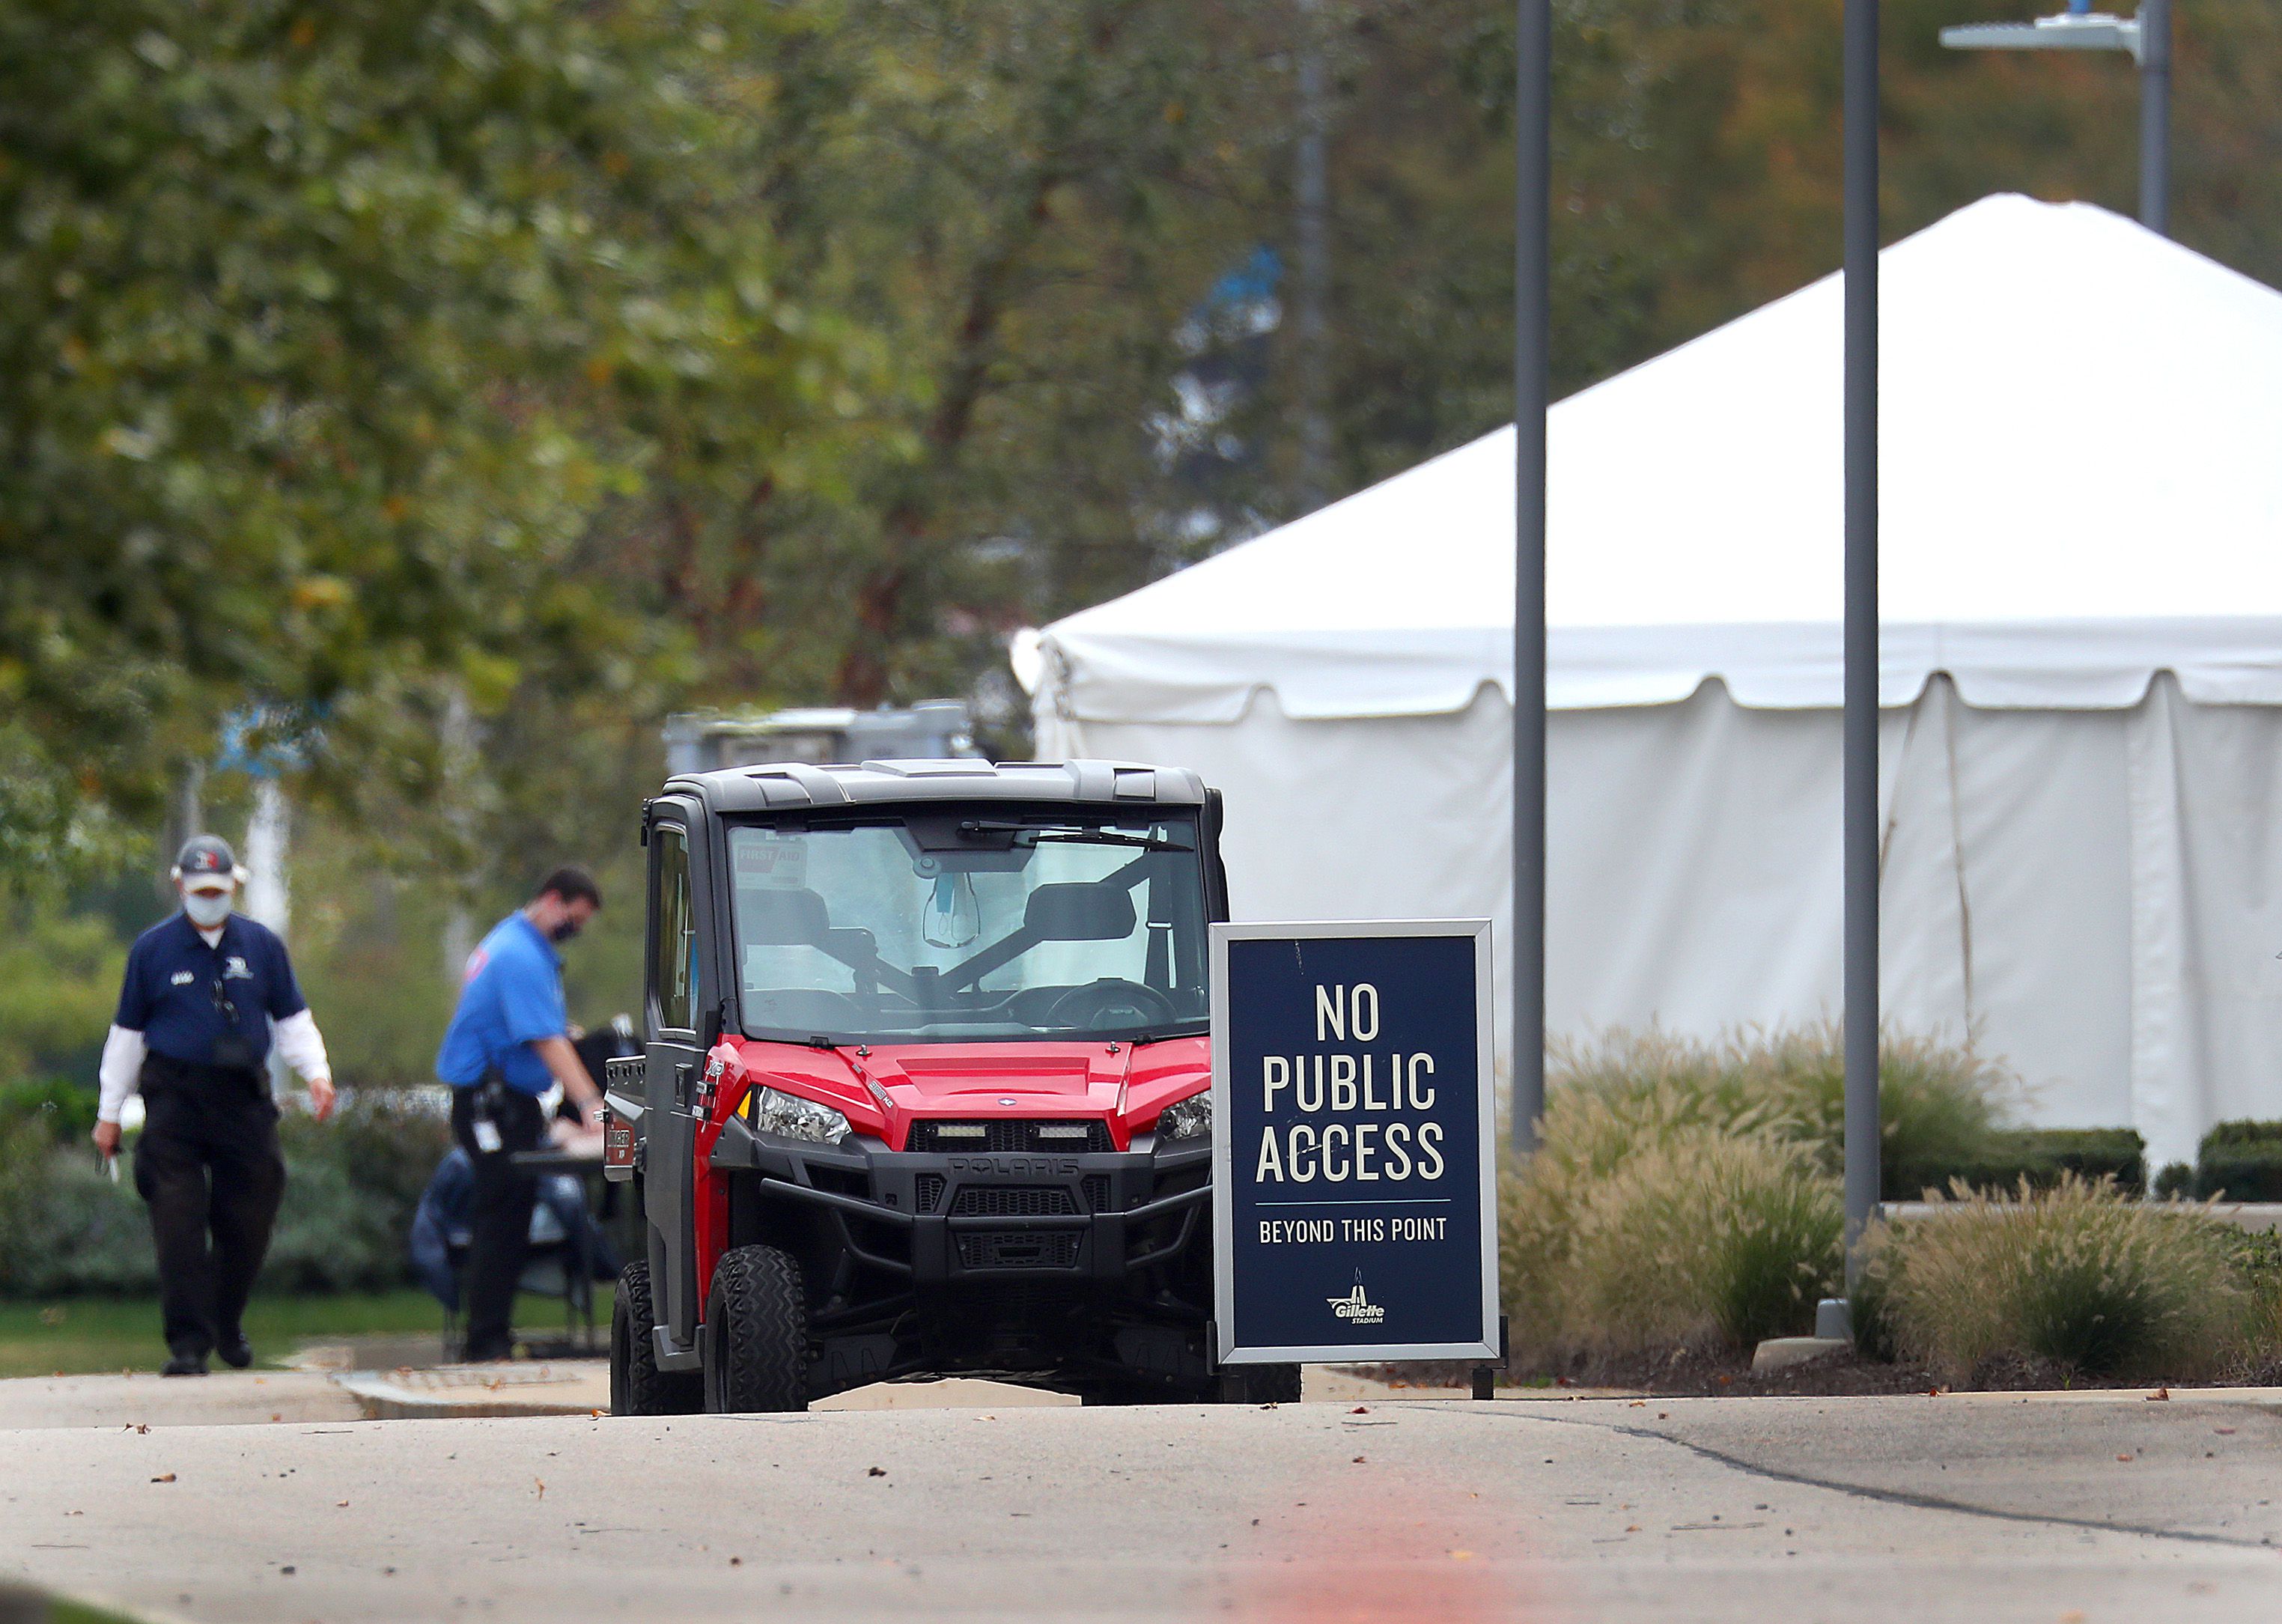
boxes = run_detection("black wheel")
[1215,1363,1302,1405]
[702,1244,810,1413]
[610,1260,701,1417]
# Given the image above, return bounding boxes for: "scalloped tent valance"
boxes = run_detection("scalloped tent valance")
[1035,195,2282,723]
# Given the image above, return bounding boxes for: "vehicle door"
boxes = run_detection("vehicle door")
[642,803,708,1356]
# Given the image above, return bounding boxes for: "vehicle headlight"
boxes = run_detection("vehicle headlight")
[749,1086,853,1146]
[1156,1089,1211,1143]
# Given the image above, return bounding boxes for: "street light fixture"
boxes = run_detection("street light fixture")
[1939,0,2172,234]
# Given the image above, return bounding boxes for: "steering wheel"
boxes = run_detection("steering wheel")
[1047,979,1178,1032]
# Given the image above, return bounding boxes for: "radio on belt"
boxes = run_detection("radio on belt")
[1210,919,1501,1366]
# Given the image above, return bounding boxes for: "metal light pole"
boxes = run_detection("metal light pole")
[1512,0,1551,1155]
[1940,0,2171,235]
[1840,0,1881,1295]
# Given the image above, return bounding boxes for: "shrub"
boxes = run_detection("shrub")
[2195,1121,2282,1201]
[0,1077,100,1146]
[0,1086,452,1298]
[8,1152,159,1295]
[1869,1175,2242,1384]
[2153,1161,2196,1199]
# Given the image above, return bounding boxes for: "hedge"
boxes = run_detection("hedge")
[0,1087,450,1299]
[1893,1128,2146,1199]
[2194,1120,2282,1202]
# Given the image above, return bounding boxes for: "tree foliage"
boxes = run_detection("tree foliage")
[0,0,833,876]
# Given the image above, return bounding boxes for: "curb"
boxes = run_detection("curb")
[330,1361,609,1420]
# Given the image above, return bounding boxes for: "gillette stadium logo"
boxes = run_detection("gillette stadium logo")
[1326,1281,1386,1325]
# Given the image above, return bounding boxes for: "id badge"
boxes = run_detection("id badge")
[472,1119,503,1154]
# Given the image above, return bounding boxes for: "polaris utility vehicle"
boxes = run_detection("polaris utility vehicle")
[604,758,1297,1413]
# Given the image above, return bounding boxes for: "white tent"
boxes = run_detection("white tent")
[1023,195,2282,1169]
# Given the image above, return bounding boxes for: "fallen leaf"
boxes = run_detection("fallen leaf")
[2215,1427,2238,1435]
[1350,1406,1370,1415]
[2060,1612,2087,1623]
[1625,1524,1641,1533]
[1447,1550,1476,1561]
[150,1473,175,1484]
[730,1557,742,1566]
[335,1500,349,1509]
[270,1414,281,1423]
[2148,1387,2170,1402]
[535,1478,546,1499]
[280,1566,296,1576]
[2117,1454,2133,1463]
[1351,1456,1366,1464]
[868,1466,886,1477]
[591,1409,605,1420]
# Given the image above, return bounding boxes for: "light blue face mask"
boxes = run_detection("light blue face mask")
[183,889,234,929]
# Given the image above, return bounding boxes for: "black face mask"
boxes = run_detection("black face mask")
[548,919,582,943]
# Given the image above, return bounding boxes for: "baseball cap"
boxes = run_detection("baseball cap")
[171,835,249,889]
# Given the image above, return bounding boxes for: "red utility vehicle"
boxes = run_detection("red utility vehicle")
[603,758,1298,1412]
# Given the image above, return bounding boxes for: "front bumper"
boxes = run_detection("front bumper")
[711,1114,1210,1286]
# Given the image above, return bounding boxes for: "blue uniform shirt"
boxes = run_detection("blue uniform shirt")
[434,913,568,1093]
[115,913,306,1069]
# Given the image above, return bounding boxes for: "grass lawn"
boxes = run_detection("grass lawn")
[47,1599,145,1624]
[0,1289,448,1378]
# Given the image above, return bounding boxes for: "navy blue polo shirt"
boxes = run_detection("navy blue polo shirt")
[433,913,568,1094]
[115,912,306,1069]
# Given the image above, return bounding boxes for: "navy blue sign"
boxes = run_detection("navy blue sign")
[1211,921,1497,1363]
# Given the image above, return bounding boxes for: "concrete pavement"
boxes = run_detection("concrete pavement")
[3,1387,2278,1623]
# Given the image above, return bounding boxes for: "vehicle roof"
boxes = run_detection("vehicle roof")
[660,758,1208,815]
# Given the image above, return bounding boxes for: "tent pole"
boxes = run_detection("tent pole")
[1512,0,1551,1157]
[1842,0,1882,1289]
[2138,0,2170,236]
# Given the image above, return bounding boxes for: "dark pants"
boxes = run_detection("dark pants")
[449,1083,547,1360]
[133,1055,286,1360]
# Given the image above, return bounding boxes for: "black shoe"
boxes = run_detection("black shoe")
[218,1336,253,1369]
[161,1351,209,1378]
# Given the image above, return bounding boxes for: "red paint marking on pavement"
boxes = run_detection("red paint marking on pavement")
[1222,1465,1560,1623]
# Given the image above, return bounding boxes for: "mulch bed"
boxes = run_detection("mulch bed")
[1348,1347,2282,1398]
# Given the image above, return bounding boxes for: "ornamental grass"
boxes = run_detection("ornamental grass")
[1500,1079,1842,1358]
[1864,1175,2245,1384]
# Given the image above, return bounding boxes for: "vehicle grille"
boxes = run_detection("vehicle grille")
[910,1119,1113,1153]
[1083,1174,1116,1213]
[950,1185,1079,1217]
[915,1173,946,1213]
[958,1230,1083,1271]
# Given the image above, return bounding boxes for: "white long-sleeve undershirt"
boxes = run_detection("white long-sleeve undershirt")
[97,1009,332,1124]
[272,1009,330,1086]
[97,1025,147,1125]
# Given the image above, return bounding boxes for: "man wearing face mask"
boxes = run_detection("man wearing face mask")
[94,836,336,1376]
[433,866,606,1361]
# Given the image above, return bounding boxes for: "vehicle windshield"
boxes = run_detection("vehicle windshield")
[728,809,1209,1044]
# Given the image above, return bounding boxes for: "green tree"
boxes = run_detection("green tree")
[0,0,834,882]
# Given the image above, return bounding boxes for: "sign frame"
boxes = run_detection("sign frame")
[1209,918,1500,1365]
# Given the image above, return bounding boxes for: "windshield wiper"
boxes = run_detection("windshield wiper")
[1128,1026,1208,1047]
[955,820,1193,854]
